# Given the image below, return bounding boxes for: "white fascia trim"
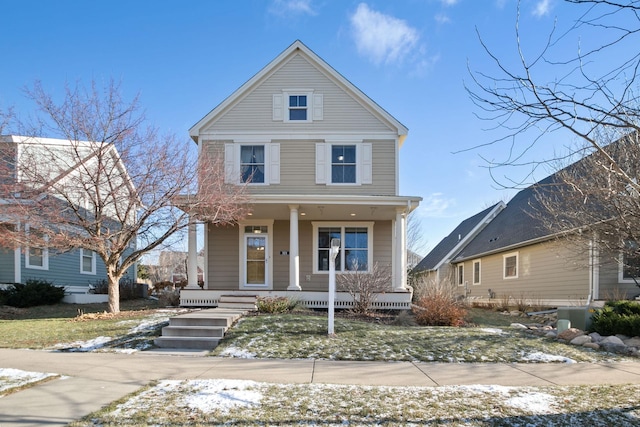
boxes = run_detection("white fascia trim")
[434,202,506,270]
[198,131,398,141]
[249,194,422,206]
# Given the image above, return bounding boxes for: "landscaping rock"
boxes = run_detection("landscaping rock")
[570,335,592,346]
[545,331,557,338]
[510,323,528,329]
[588,332,603,343]
[583,342,600,350]
[557,328,584,341]
[623,337,640,348]
[601,336,625,346]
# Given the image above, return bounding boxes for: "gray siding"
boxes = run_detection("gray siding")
[206,54,394,134]
[207,225,240,290]
[0,248,15,283]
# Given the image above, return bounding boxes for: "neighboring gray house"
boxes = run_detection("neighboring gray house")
[178,40,421,309]
[0,135,136,301]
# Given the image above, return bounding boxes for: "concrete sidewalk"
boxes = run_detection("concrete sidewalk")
[1,348,640,426]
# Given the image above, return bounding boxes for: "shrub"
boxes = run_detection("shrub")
[413,279,467,326]
[256,296,299,314]
[90,277,145,301]
[337,262,391,315]
[0,279,65,308]
[158,289,181,307]
[591,301,640,336]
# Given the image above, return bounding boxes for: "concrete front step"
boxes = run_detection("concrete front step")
[160,325,225,338]
[218,302,258,310]
[154,336,221,350]
[154,307,249,350]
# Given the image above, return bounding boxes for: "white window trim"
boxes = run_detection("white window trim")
[238,220,274,290]
[472,259,481,285]
[283,90,313,123]
[503,252,519,279]
[80,249,97,275]
[618,252,640,283]
[312,221,374,274]
[224,142,280,185]
[25,225,49,270]
[316,141,372,186]
[457,263,464,286]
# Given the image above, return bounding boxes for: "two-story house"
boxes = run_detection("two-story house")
[0,135,137,303]
[179,40,421,309]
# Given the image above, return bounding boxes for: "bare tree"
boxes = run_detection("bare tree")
[337,262,391,315]
[467,0,640,191]
[0,80,248,313]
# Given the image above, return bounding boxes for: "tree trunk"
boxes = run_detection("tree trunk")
[107,267,121,314]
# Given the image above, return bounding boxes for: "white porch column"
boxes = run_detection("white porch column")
[288,205,301,291]
[186,219,199,289]
[394,208,407,292]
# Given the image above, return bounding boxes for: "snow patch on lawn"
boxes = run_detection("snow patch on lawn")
[522,351,576,364]
[0,368,57,395]
[480,328,505,334]
[218,346,257,358]
[506,391,556,414]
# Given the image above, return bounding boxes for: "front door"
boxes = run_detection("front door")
[245,234,267,287]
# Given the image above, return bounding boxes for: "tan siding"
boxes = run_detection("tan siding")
[598,255,638,299]
[207,55,393,134]
[207,225,239,290]
[272,220,290,290]
[202,139,396,196]
[464,241,591,301]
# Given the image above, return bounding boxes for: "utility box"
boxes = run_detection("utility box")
[557,307,593,331]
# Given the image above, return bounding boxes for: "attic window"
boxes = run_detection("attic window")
[289,95,307,120]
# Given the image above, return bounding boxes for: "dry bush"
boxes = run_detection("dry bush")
[337,262,391,315]
[603,286,631,302]
[497,294,511,312]
[413,278,467,326]
[158,289,181,307]
[514,292,530,312]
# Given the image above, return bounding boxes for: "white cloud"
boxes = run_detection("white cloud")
[269,0,317,17]
[533,0,552,17]
[349,3,420,65]
[419,193,456,218]
[441,0,459,5]
[435,13,451,24]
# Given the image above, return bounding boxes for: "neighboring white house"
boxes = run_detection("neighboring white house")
[179,40,421,309]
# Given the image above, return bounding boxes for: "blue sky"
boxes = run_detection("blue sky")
[0,0,592,254]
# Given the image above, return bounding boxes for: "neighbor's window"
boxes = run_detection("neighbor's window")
[503,253,518,279]
[473,260,481,285]
[80,249,96,275]
[25,227,48,270]
[288,95,307,121]
[314,222,373,273]
[620,240,640,281]
[240,145,265,183]
[457,264,464,286]
[331,145,356,184]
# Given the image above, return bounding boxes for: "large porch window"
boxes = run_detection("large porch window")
[313,222,373,273]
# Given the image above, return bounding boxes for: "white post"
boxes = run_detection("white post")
[328,238,340,336]
[288,205,301,291]
[394,208,407,292]
[186,220,199,289]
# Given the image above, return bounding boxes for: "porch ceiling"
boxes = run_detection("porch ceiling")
[245,195,420,221]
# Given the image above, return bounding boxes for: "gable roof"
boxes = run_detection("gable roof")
[413,202,505,273]
[189,40,408,145]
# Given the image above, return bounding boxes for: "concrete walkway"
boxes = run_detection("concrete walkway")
[1,348,640,426]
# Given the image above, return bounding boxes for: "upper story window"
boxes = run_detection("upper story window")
[224,143,280,185]
[331,145,357,184]
[80,249,96,275]
[288,95,307,121]
[316,142,372,186]
[503,252,518,279]
[240,145,265,183]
